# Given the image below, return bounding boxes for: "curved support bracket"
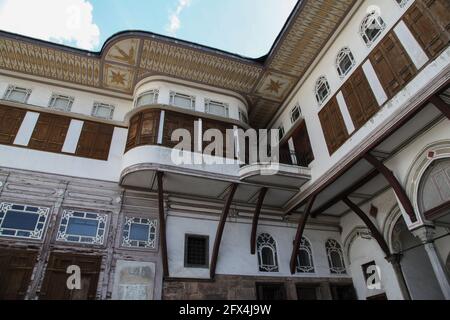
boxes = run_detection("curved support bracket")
[289,195,316,275]
[363,154,417,223]
[157,171,169,278]
[210,183,238,279]
[250,188,268,255]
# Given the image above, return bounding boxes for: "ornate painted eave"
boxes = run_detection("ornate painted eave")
[0,0,357,128]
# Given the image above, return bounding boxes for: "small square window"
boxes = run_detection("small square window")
[56,210,107,245]
[122,217,157,249]
[49,94,74,112]
[170,92,195,110]
[3,85,32,103]
[0,202,50,240]
[184,234,209,268]
[92,102,115,120]
[290,105,302,123]
[205,99,229,117]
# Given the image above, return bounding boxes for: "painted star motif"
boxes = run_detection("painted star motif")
[110,70,126,85]
[266,79,283,94]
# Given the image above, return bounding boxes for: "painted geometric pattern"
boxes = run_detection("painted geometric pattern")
[0,38,100,87]
[269,0,356,76]
[139,39,262,93]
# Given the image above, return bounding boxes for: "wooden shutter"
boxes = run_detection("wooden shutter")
[403,0,450,59]
[202,118,233,158]
[0,105,26,145]
[369,32,417,99]
[341,67,379,130]
[39,253,101,300]
[318,97,349,155]
[163,111,196,150]
[76,121,114,160]
[29,113,70,153]
[138,110,160,146]
[126,113,141,152]
[291,121,314,166]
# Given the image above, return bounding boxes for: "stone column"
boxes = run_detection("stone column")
[386,254,411,300]
[413,226,450,300]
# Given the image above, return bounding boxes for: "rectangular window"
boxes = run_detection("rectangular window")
[290,105,302,123]
[48,94,74,112]
[205,99,229,117]
[239,110,248,124]
[3,85,31,103]
[0,202,50,240]
[135,90,159,108]
[122,217,157,249]
[170,92,195,110]
[184,234,209,268]
[256,283,287,300]
[56,210,107,245]
[91,102,115,120]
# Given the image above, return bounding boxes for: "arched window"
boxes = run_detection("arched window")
[418,158,450,214]
[326,239,346,274]
[296,237,315,273]
[336,47,356,78]
[360,11,386,47]
[315,76,330,106]
[257,233,279,272]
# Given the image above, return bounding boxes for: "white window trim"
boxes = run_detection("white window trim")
[278,125,285,139]
[3,85,32,103]
[326,239,347,274]
[135,89,159,107]
[92,102,115,120]
[290,104,302,124]
[360,10,386,47]
[297,237,315,273]
[336,47,356,79]
[257,233,279,273]
[48,93,74,112]
[395,0,410,8]
[315,76,331,106]
[238,109,248,124]
[169,91,196,110]
[204,99,229,117]
[56,210,108,245]
[122,216,158,249]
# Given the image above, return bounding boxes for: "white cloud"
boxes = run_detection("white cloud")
[0,0,100,50]
[166,0,191,36]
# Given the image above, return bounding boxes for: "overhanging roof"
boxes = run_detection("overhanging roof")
[0,0,357,128]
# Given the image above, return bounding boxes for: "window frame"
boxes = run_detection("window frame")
[56,209,108,245]
[0,202,50,241]
[48,93,74,112]
[395,0,410,8]
[315,76,331,106]
[278,126,285,139]
[184,234,209,268]
[326,239,347,274]
[296,237,315,273]
[204,99,229,118]
[336,47,356,78]
[169,91,196,110]
[290,105,302,124]
[360,11,386,47]
[91,102,115,120]
[257,233,279,273]
[135,90,159,108]
[121,216,158,249]
[3,85,32,104]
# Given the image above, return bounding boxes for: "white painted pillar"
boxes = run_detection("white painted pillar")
[13,111,40,146]
[62,119,84,153]
[157,110,165,145]
[413,226,450,299]
[336,91,355,134]
[394,21,429,70]
[362,60,388,106]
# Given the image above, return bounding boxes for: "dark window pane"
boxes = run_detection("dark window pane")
[296,286,318,300]
[129,223,149,241]
[66,218,98,237]
[185,235,208,267]
[3,211,38,231]
[256,284,286,300]
[262,247,275,266]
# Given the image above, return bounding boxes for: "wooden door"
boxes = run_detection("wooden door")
[0,249,37,300]
[39,253,101,300]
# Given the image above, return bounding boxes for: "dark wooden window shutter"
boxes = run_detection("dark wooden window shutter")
[0,105,26,145]
[369,32,417,99]
[29,113,70,153]
[202,118,233,158]
[290,121,314,166]
[76,121,114,160]
[318,97,349,155]
[341,67,379,130]
[403,0,450,59]
[163,111,196,150]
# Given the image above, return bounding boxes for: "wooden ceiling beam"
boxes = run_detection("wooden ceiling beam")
[429,95,450,120]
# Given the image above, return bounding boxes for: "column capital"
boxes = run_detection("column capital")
[412,225,436,243]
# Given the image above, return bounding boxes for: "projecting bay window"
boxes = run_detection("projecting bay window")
[92,102,115,120]
[3,85,32,104]
[48,94,74,112]
[135,90,159,108]
[184,234,209,268]
[0,202,50,240]
[56,210,108,245]
[170,91,195,110]
[205,99,229,118]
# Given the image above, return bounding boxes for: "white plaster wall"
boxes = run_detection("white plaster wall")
[0,75,132,121]
[135,79,248,122]
[166,214,349,279]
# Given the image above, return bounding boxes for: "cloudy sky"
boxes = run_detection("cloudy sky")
[0,0,297,58]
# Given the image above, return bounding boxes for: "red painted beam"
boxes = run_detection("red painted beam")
[157,171,169,278]
[290,195,316,274]
[430,95,450,120]
[250,188,268,255]
[210,183,238,279]
[343,197,391,257]
[363,154,417,223]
